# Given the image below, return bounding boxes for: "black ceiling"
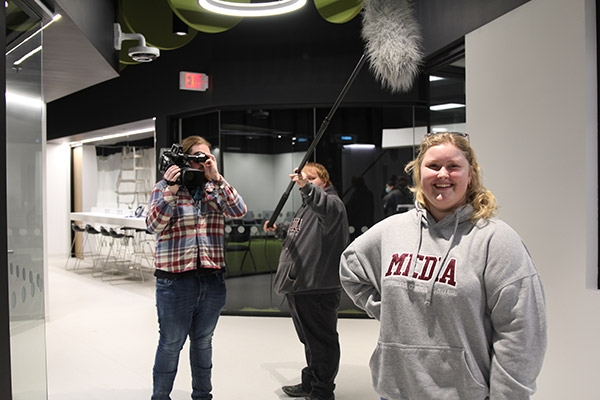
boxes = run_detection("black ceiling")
[26,0,528,141]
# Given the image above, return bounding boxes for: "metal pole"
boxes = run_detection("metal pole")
[266,53,367,228]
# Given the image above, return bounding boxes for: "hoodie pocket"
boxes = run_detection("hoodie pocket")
[273,261,297,295]
[370,342,488,400]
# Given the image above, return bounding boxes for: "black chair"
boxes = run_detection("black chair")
[65,222,88,270]
[131,228,156,278]
[91,226,113,278]
[84,224,102,269]
[225,224,256,273]
[100,228,133,282]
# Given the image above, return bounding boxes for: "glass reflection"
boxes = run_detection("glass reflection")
[180,106,427,317]
[5,13,48,400]
[428,57,466,133]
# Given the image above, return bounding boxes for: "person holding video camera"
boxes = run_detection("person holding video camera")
[146,135,247,400]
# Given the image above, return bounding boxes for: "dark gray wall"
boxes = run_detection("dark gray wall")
[417,0,530,56]
[46,0,530,141]
[47,2,409,139]
[54,0,118,67]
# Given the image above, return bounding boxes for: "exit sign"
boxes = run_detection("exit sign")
[179,71,209,91]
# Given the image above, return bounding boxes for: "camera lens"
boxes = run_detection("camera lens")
[181,168,205,187]
[188,152,206,163]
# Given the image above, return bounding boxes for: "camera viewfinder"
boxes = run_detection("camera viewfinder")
[187,152,207,163]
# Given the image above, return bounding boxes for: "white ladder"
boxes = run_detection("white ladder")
[115,147,150,208]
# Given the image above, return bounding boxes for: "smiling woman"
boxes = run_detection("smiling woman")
[418,140,472,222]
[340,130,547,400]
[405,131,497,222]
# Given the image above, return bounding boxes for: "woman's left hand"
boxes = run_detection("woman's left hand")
[203,153,222,181]
[290,168,307,188]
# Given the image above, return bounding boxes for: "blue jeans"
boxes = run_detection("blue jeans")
[151,272,226,400]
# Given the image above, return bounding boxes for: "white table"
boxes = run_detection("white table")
[70,212,148,230]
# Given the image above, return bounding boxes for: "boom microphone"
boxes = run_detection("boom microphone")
[361,0,422,93]
[266,1,422,227]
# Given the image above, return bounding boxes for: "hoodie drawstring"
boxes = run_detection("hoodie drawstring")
[424,210,461,306]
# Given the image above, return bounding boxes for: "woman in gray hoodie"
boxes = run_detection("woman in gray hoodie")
[265,162,349,400]
[340,132,546,400]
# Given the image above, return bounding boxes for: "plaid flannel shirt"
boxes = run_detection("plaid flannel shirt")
[146,178,247,273]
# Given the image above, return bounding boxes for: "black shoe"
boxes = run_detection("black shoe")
[282,383,310,398]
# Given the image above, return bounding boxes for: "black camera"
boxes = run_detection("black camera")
[159,144,206,188]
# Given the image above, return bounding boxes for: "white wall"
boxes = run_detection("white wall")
[223,151,305,222]
[466,0,598,398]
[81,145,98,212]
[45,143,71,259]
[45,144,98,259]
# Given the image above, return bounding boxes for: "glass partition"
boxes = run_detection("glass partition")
[42,49,467,398]
[179,105,427,317]
[177,50,467,318]
[5,14,47,400]
[428,57,466,133]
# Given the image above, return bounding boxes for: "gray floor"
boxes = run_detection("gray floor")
[43,259,380,399]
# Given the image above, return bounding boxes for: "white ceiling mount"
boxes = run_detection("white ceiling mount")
[113,23,160,63]
[198,0,307,17]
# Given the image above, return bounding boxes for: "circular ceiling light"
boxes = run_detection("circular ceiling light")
[198,0,307,17]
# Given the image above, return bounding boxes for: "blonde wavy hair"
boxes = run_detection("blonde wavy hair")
[405,132,498,221]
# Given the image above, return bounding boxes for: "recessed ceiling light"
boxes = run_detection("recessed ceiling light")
[343,144,376,150]
[430,103,465,111]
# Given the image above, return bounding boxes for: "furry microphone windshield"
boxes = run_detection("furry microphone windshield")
[361,0,422,93]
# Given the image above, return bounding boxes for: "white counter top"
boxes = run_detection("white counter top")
[70,212,148,230]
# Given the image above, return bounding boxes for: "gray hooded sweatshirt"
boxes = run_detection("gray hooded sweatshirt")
[273,183,349,295]
[339,203,546,400]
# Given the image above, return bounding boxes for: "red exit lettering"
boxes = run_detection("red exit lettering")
[179,72,208,91]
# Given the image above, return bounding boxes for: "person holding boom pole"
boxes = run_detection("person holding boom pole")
[265,162,349,400]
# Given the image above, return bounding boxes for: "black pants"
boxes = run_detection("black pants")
[286,290,341,399]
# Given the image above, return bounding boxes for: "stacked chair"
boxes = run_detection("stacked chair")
[65,222,97,273]
[65,218,157,284]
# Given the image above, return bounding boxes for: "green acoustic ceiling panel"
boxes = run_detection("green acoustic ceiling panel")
[314,0,364,24]
[168,0,247,33]
[120,0,198,51]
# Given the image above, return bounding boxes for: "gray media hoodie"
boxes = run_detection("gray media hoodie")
[274,183,349,295]
[339,204,547,400]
